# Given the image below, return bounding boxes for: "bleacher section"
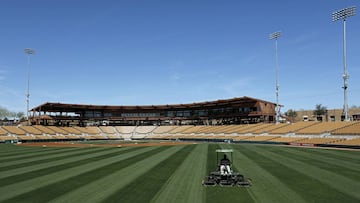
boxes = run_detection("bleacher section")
[47,126,68,135]
[34,125,56,135]
[19,126,43,135]
[152,126,178,134]
[296,122,353,135]
[268,122,317,135]
[20,126,52,140]
[115,126,135,139]
[0,122,359,146]
[99,126,121,139]
[245,136,280,141]
[165,126,192,134]
[135,126,155,133]
[271,137,308,143]
[252,123,288,135]
[332,122,360,135]
[2,126,26,135]
[295,137,345,144]
[0,126,16,142]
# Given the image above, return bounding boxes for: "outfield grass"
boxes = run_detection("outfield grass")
[0,143,359,203]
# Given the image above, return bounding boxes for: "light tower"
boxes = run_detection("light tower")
[24,48,35,125]
[332,6,356,121]
[269,31,281,124]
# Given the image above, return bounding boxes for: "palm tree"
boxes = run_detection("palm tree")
[285,109,297,123]
[313,104,327,121]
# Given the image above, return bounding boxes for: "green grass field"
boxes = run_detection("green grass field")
[0,142,359,203]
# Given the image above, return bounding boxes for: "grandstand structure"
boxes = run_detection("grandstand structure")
[29,96,276,126]
[295,108,360,122]
[1,122,360,147]
[1,95,357,148]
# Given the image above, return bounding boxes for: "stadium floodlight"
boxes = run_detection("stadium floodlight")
[269,31,281,124]
[332,6,356,121]
[24,48,36,125]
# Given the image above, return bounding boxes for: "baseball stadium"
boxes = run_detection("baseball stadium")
[1,2,360,203]
[0,95,360,202]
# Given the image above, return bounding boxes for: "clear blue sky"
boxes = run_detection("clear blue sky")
[0,0,359,113]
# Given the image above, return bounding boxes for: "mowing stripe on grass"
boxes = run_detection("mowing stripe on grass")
[49,145,188,203]
[1,146,170,203]
[0,145,57,156]
[205,142,219,202]
[276,147,360,180]
[0,147,77,162]
[231,144,307,203]
[288,147,360,163]
[101,144,196,203]
[150,144,207,203]
[0,148,116,178]
[262,146,360,200]
[243,145,360,202]
[0,147,105,171]
[0,146,157,202]
[206,143,219,173]
[0,147,135,186]
[1,143,358,203]
[0,147,114,179]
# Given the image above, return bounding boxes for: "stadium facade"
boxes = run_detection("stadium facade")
[30,96,276,126]
[295,108,360,122]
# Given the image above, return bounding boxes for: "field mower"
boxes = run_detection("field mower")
[202,149,252,187]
